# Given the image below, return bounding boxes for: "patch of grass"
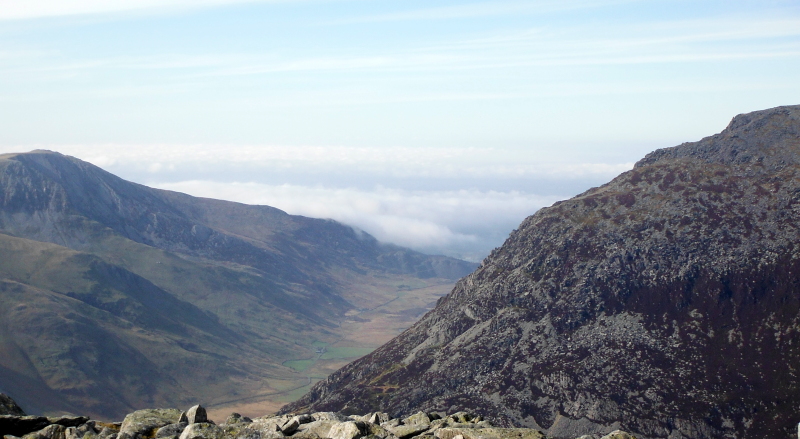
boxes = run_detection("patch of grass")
[275,376,326,402]
[311,341,329,348]
[283,359,315,372]
[319,347,374,360]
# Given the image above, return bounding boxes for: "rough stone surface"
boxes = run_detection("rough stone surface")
[0,395,25,416]
[186,408,207,425]
[23,424,66,439]
[224,415,251,426]
[119,409,182,439]
[435,428,546,439]
[0,416,51,437]
[327,422,362,439]
[1,409,632,439]
[279,105,800,439]
[156,423,189,439]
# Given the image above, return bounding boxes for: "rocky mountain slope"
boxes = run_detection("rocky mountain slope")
[280,105,800,439]
[0,151,476,420]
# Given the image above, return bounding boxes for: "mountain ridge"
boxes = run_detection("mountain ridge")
[0,150,477,420]
[280,105,800,439]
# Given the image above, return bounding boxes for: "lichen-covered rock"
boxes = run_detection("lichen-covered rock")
[292,420,340,439]
[224,414,252,426]
[119,409,182,439]
[47,418,90,429]
[434,428,545,439]
[327,422,363,439]
[155,423,189,439]
[384,424,428,439]
[401,413,430,428]
[178,424,224,439]
[22,424,66,439]
[599,432,636,439]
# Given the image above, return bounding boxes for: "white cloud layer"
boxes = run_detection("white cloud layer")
[3,144,630,261]
[151,181,563,261]
[39,144,635,180]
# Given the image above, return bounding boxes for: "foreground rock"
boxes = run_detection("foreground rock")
[0,395,25,416]
[0,406,637,439]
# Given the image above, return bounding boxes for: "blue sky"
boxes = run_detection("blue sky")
[2,0,800,260]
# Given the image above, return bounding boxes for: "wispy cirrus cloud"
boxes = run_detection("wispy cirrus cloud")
[0,0,294,20]
[321,0,642,24]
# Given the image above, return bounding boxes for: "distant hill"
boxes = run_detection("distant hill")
[0,150,477,420]
[280,105,800,439]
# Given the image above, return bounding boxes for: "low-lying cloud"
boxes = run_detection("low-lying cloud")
[6,144,635,261]
[152,181,563,261]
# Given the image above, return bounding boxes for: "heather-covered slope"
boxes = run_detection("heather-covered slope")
[0,151,477,420]
[281,105,800,439]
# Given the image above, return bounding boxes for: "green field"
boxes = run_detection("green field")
[283,359,315,372]
[320,347,374,360]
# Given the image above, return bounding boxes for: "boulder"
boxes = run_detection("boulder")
[360,423,396,439]
[224,414,252,425]
[310,413,348,422]
[94,422,121,439]
[118,409,182,439]
[293,420,341,439]
[48,418,90,429]
[384,424,428,439]
[278,418,299,435]
[0,394,25,416]
[178,424,224,439]
[327,422,363,439]
[599,432,636,439]
[434,428,546,439]
[0,416,51,437]
[401,413,430,428]
[22,424,66,439]
[185,407,207,425]
[155,423,189,439]
[367,414,391,426]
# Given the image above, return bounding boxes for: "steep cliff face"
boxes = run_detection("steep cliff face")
[281,105,800,439]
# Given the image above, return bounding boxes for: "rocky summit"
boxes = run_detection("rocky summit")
[279,105,800,439]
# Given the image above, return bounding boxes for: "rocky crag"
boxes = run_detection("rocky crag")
[279,105,800,439]
[0,393,636,439]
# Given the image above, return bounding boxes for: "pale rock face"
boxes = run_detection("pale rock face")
[186,407,208,425]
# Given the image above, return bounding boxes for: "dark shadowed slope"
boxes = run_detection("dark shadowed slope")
[0,151,477,420]
[281,105,800,439]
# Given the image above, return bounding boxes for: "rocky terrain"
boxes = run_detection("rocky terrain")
[0,393,636,439]
[0,151,476,419]
[279,105,800,439]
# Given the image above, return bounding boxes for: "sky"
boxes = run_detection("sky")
[1,0,799,261]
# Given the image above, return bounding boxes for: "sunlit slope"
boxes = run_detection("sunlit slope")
[0,150,477,420]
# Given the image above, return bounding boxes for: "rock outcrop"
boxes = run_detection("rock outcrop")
[278,105,800,439]
[0,395,25,416]
[0,405,636,439]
